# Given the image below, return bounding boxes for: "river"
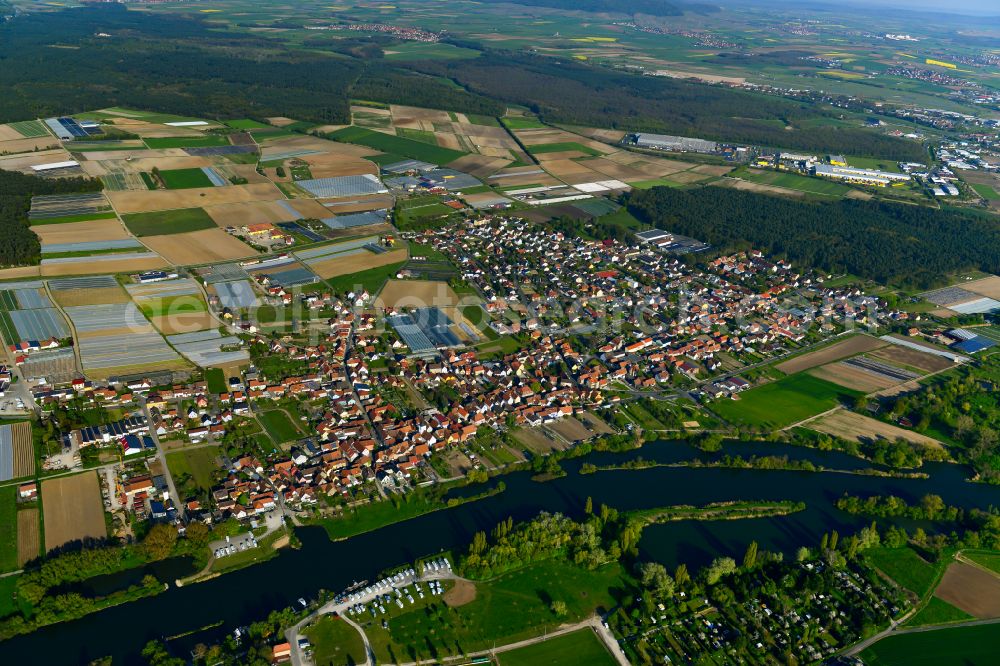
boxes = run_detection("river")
[4,439,999,664]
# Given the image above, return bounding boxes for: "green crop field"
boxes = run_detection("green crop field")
[158,167,214,189]
[29,211,118,226]
[138,294,207,318]
[326,126,465,165]
[904,597,972,627]
[498,629,616,666]
[204,367,227,394]
[7,120,49,138]
[710,373,862,428]
[863,547,939,597]
[383,41,480,61]
[165,446,221,493]
[971,183,1000,201]
[847,156,903,173]
[0,311,18,346]
[0,486,18,573]
[861,623,1000,665]
[327,261,407,297]
[121,207,216,237]
[628,178,683,189]
[224,118,269,130]
[143,135,230,149]
[259,409,302,443]
[737,168,852,196]
[527,141,602,157]
[304,615,367,666]
[396,195,456,228]
[962,550,1000,575]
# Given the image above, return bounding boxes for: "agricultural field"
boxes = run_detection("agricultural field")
[0,421,35,482]
[497,629,616,666]
[733,168,854,197]
[932,562,1000,619]
[16,508,40,567]
[377,279,463,310]
[143,135,230,149]
[0,486,16,572]
[776,335,887,374]
[157,167,217,189]
[63,302,184,375]
[326,260,409,296]
[864,547,939,598]
[141,228,257,265]
[710,373,863,429]
[808,410,944,450]
[326,126,466,166]
[122,207,217,237]
[861,623,1000,665]
[41,472,106,552]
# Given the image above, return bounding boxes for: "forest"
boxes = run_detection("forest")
[403,54,926,161]
[0,170,102,267]
[627,186,1000,288]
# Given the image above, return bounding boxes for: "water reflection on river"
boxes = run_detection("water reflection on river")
[5,439,999,664]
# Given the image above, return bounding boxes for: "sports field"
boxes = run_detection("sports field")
[122,207,217,236]
[710,373,863,428]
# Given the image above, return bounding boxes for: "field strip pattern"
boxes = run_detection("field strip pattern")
[297,174,388,198]
[64,303,180,370]
[841,357,920,383]
[28,192,110,220]
[201,167,227,187]
[197,262,250,284]
[295,236,379,262]
[8,308,69,341]
[167,329,248,366]
[12,288,52,309]
[214,280,258,308]
[48,275,119,290]
[244,256,319,287]
[126,278,200,299]
[320,209,388,230]
[0,422,33,481]
[41,239,143,254]
[41,251,159,266]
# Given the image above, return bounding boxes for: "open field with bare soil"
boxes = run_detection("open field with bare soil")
[808,410,944,450]
[934,562,1000,618]
[808,362,899,392]
[310,247,407,280]
[149,312,216,335]
[42,472,106,551]
[31,218,130,245]
[39,256,168,277]
[141,229,257,265]
[51,287,130,307]
[17,509,39,566]
[867,345,956,373]
[961,275,1000,300]
[443,579,476,608]
[777,335,887,374]
[376,279,463,310]
[108,182,283,214]
[10,422,34,479]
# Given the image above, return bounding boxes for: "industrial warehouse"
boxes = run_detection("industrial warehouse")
[812,163,912,186]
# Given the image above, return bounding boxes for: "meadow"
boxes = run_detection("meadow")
[259,409,303,444]
[143,136,230,149]
[325,126,466,165]
[710,373,862,429]
[498,629,616,666]
[863,546,940,598]
[861,623,1000,665]
[165,446,221,493]
[303,615,367,666]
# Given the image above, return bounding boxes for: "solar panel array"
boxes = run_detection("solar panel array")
[297,174,388,198]
[413,307,461,347]
[215,280,258,309]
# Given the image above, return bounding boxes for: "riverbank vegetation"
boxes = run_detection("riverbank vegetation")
[629,500,806,524]
[312,479,506,542]
[0,523,209,640]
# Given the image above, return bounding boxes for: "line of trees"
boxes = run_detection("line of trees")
[0,169,102,266]
[627,185,1000,288]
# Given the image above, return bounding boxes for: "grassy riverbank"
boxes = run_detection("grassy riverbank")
[629,500,806,524]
